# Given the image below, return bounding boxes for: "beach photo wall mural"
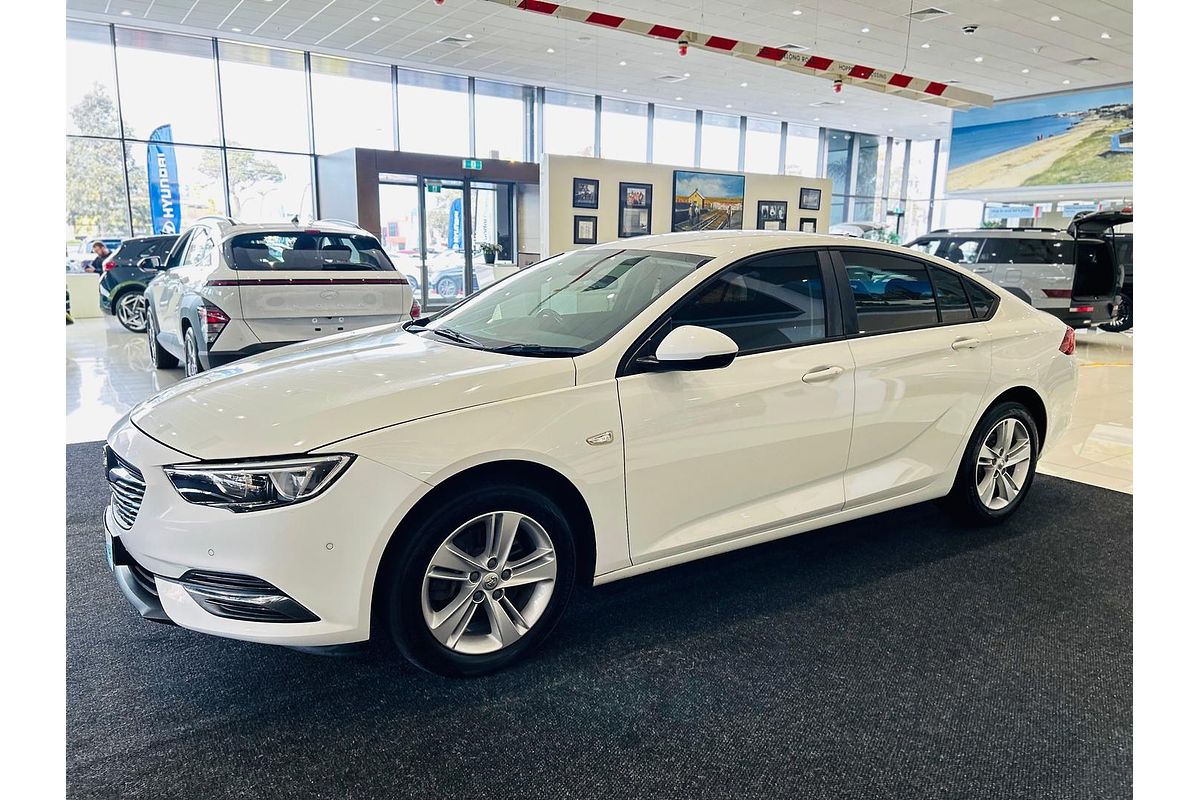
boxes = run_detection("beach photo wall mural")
[947,85,1132,192]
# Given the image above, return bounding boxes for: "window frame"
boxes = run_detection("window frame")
[618,246,845,377]
[829,247,998,338]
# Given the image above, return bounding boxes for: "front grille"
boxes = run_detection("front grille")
[105,446,146,529]
[177,570,320,624]
[127,558,159,597]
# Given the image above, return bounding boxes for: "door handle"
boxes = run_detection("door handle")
[951,337,981,351]
[971,267,990,273]
[802,365,844,383]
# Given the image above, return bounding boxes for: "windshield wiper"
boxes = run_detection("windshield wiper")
[489,344,586,357]
[411,326,484,347]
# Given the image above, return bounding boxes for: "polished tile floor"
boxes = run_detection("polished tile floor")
[66,316,1132,493]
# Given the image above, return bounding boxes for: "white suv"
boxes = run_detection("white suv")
[142,217,417,376]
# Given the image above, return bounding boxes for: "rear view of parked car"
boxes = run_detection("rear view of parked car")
[907,227,1122,328]
[99,235,179,332]
[144,216,418,377]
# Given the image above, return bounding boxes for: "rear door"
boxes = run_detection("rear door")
[229,231,411,344]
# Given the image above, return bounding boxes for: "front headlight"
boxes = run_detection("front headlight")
[163,455,354,512]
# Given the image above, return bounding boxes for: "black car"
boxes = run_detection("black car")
[98,234,178,332]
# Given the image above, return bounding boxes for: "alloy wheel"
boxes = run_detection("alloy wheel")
[420,511,558,655]
[184,331,198,377]
[975,417,1033,510]
[146,316,158,366]
[436,277,458,299]
[116,292,148,332]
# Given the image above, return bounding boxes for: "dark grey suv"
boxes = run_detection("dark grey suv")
[98,235,178,332]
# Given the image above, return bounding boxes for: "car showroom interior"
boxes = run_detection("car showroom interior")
[9,0,1186,796]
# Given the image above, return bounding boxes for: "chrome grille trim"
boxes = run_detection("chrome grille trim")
[105,446,146,529]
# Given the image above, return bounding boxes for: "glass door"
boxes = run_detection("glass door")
[377,180,424,307]
[423,179,466,309]
[467,181,515,293]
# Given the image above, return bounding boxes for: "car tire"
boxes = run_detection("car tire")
[147,312,179,370]
[1099,291,1132,333]
[381,483,577,677]
[113,289,148,333]
[946,401,1040,524]
[183,326,203,378]
[435,276,459,300]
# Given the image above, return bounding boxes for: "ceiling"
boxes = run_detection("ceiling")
[66,0,1132,141]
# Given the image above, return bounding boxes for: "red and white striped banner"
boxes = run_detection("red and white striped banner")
[481,0,993,109]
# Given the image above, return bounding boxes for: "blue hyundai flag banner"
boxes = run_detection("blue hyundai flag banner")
[147,125,182,235]
[448,196,463,251]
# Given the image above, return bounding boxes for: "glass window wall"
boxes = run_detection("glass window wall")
[397,69,469,156]
[600,98,648,162]
[544,90,595,156]
[115,28,220,146]
[475,80,528,160]
[744,118,781,175]
[311,55,393,153]
[652,105,695,166]
[700,111,740,171]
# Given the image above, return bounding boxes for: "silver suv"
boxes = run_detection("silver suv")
[142,217,417,377]
[907,227,1122,328]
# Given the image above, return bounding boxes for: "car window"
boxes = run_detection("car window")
[425,249,707,354]
[229,233,395,272]
[672,251,826,354]
[182,230,214,269]
[929,266,973,324]
[1012,238,1074,264]
[938,237,985,265]
[112,240,148,266]
[163,231,192,269]
[908,238,941,256]
[842,250,938,334]
[150,238,177,259]
[978,238,1015,264]
[965,280,998,318]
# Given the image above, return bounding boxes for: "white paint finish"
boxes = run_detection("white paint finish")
[130,323,576,460]
[843,322,994,506]
[619,340,855,562]
[654,324,736,362]
[237,271,411,343]
[541,154,832,261]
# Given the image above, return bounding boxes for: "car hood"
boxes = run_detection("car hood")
[129,325,577,461]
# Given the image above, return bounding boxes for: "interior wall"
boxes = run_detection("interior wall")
[540,155,833,257]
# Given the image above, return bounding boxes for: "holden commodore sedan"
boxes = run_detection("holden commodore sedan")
[104,231,1077,676]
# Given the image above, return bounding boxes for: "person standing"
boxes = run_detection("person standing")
[87,241,111,273]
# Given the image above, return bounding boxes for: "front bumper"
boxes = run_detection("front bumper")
[104,417,430,647]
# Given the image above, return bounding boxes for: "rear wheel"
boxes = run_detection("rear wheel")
[146,312,178,369]
[947,401,1040,524]
[114,290,148,333]
[1099,291,1132,332]
[381,484,576,676]
[183,326,202,378]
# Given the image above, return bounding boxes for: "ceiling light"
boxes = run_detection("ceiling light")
[740,81,748,87]
[921,42,931,48]
[621,88,628,93]
[839,99,845,104]
[232,27,242,32]
[1021,68,1030,73]
[546,47,555,53]
[120,9,132,15]
[861,27,870,33]
[619,60,627,66]
[464,33,473,38]
[1062,79,1071,84]
[974,56,984,62]
[792,10,802,16]
[921,113,928,118]
[725,103,732,108]
[371,16,381,22]
[1050,15,1061,22]
[771,110,778,115]
[882,107,889,111]
[683,72,690,77]
[675,96,683,101]
[1101,32,1111,39]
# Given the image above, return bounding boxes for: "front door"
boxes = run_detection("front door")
[834,248,994,506]
[619,249,855,564]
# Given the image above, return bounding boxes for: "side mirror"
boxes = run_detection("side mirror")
[636,325,738,372]
[137,256,162,271]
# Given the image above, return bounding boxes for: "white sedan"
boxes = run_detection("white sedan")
[104,231,1077,676]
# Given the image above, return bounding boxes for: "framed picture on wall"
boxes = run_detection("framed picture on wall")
[799,187,822,211]
[574,215,598,245]
[799,217,818,233]
[756,200,788,231]
[671,170,746,231]
[572,177,599,209]
[618,182,653,238]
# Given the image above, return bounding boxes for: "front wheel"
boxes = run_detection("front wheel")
[381,484,576,676]
[146,312,178,370]
[946,401,1040,524]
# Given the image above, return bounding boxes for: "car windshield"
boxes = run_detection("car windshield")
[228,232,395,271]
[417,248,709,355]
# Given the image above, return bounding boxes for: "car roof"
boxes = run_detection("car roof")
[919,228,1071,240]
[185,217,371,241]
[576,230,916,259]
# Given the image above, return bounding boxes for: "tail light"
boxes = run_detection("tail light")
[1069,305,1094,313]
[1059,327,1076,356]
[200,303,230,346]
[102,257,116,272]
[409,299,421,319]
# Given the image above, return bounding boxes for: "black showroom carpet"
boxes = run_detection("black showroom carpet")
[66,441,1131,800]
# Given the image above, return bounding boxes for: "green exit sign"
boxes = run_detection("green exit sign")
[425,180,441,193]
[462,159,484,171]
